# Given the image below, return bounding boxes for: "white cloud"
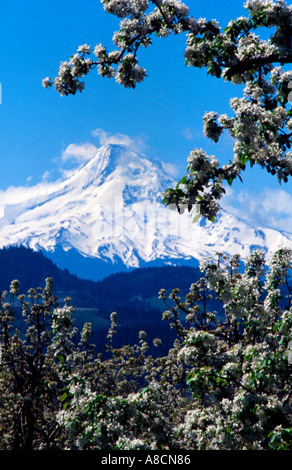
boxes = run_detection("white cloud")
[91,128,147,153]
[181,127,202,141]
[162,162,180,178]
[61,143,99,163]
[42,171,51,182]
[60,129,148,168]
[222,186,292,233]
[0,180,57,207]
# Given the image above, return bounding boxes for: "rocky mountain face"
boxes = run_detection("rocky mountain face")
[0,143,291,280]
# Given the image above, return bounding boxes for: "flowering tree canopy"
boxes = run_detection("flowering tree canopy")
[43,0,292,220]
[54,249,291,450]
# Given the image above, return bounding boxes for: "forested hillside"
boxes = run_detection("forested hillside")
[1,0,292,451]
[0,246,97,302]
[0,246,213,351]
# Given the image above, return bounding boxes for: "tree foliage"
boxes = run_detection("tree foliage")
[5,0,289,450]
[0,249,291,449]
[43,0,292,220]
[0,277,95,449]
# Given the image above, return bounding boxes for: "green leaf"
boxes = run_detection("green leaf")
[225,425,231,435]
[57,354,64,363]
[278,94,288,106]
[178,175,188,185]
[139,386,151,396]
[237,174,243,183]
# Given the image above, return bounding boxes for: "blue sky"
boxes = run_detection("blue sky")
[0,0,291,232]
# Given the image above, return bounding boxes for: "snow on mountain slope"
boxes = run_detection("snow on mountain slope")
[0,143,291,275]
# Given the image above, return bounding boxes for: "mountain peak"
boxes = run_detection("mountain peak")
[64,143,173,196]
[0,142,292,280]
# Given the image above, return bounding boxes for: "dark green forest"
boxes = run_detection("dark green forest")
[0,246,219,351]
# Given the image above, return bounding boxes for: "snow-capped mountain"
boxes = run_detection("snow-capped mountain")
[0,143,292,280]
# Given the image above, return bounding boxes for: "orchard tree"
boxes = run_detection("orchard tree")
[43,0,292,220]
[35,0,292,451]
[0,254,291,449]
[56,248,292,450]
[0,278,95,450]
